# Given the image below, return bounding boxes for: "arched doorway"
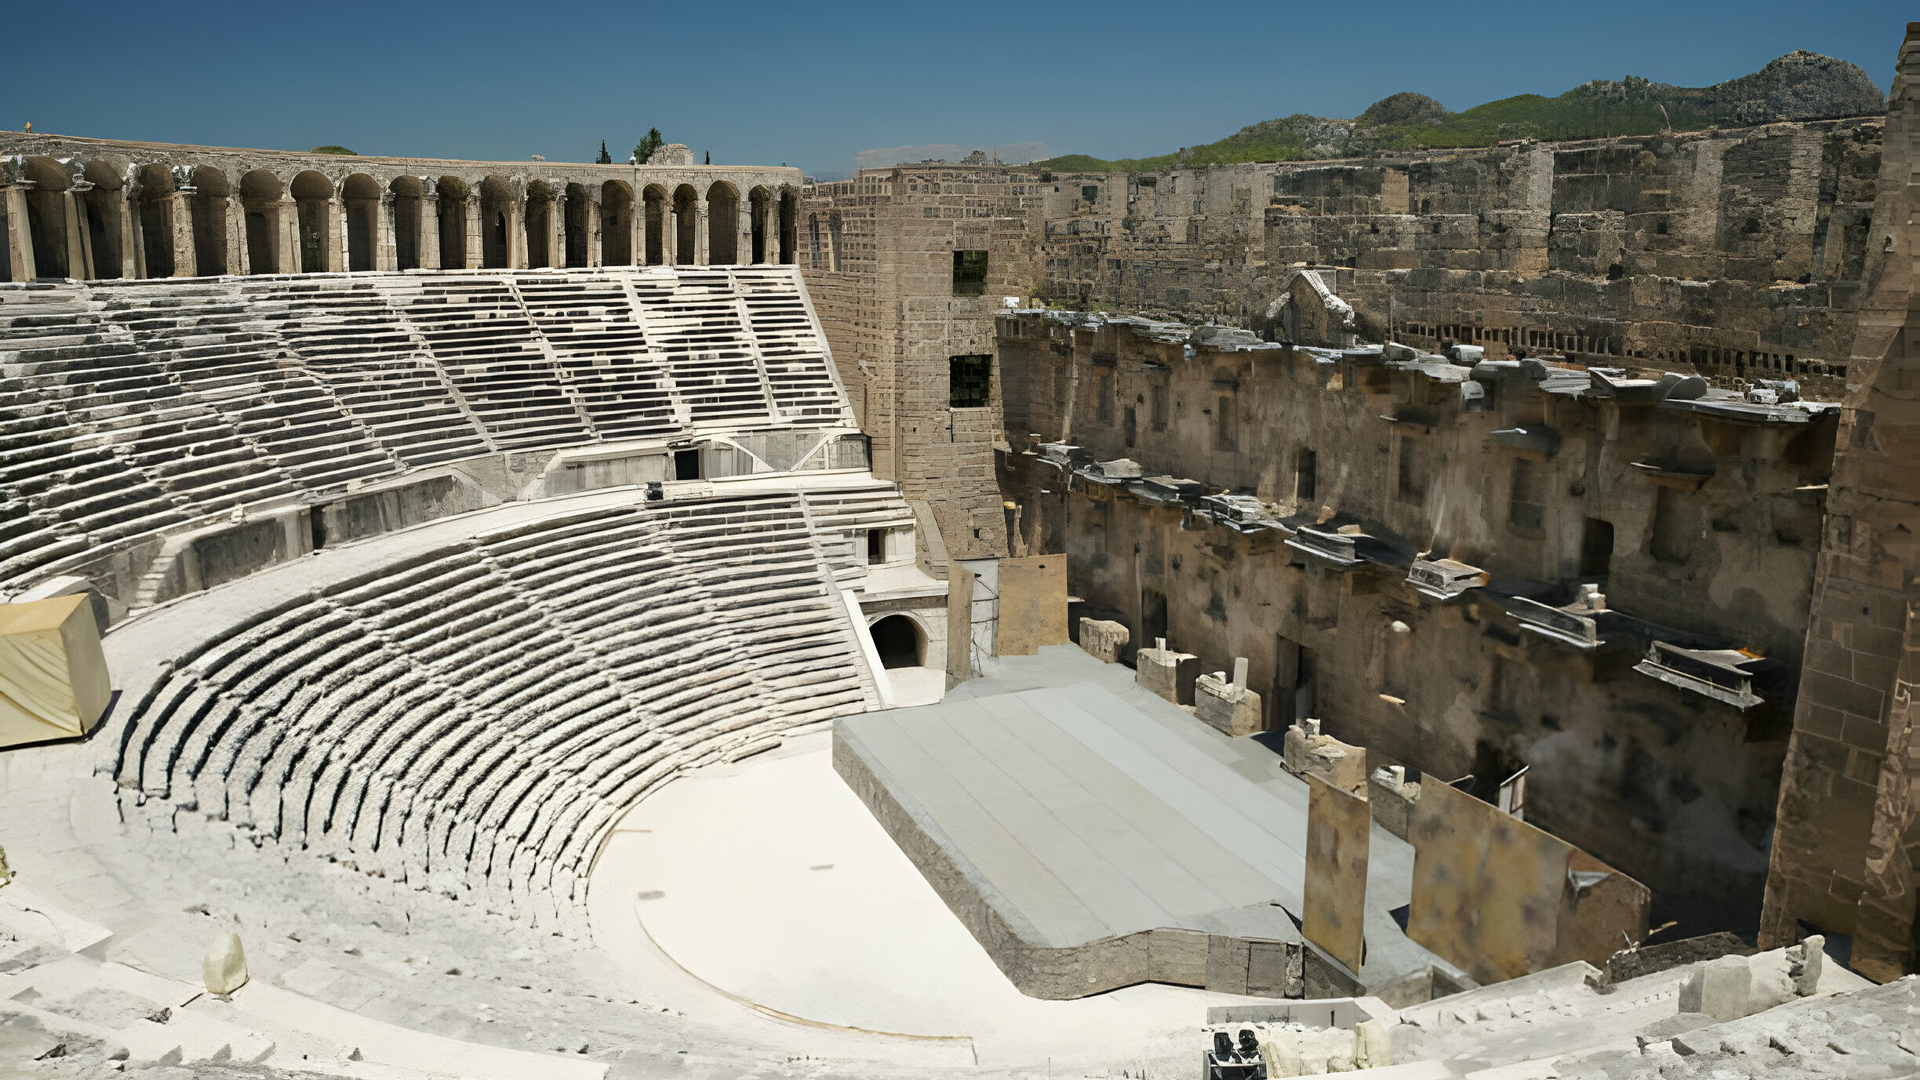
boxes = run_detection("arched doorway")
[189,166,231,276]
[601,181,633,266]
[480,176,514,268]
[525,180,554,268]
[561,182,589,268]
[706,182,738,265]
[748,186,771,264]
[238,169,284,274]
[437,176,469,269]
[778,187,798,266]
[21,158,73,279]
[643,184,669,265]
[342,174,379,271]
[289,170,334,273]
[672,185,698,265]
[870,615,925,670]
[80,161,125,279]
[389,175,423,270]
[134,164,178,278]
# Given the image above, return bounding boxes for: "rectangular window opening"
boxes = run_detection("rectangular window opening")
[952,249,989,296]
[867,528,886,565]
[1296,448,1317,502]
[673,448,702,481]
[950,354,992,408]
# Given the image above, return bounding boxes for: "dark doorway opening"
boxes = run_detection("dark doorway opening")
[1580,517,1614,579]
[871,615,924,669]
[1140,588,1168,651]
[1272,636,1315,730]
[673,448,701,481]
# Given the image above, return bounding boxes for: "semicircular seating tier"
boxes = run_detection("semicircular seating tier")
[0,266,851,594]
[104,486,895,929]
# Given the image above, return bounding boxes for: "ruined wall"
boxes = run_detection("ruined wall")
[996,311,1840,927]
[1034,120,1881,396]
[801,165,1044,559]
[1762,24,1920,980]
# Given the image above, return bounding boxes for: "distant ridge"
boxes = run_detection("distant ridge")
[1035,50,1886,173]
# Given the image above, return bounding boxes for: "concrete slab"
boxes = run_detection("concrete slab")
[835,646,1447,999]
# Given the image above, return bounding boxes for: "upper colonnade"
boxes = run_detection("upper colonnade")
[0,132,803,281]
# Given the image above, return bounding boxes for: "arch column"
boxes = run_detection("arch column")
[464,194,483,269]
[225,189,248,275]
[740,199,755,265]
[3,183,36,281]
[547,191,565,268]
[61,184,92,280]
[376,192,398,271]
[117,184,139,278]
[168,188,197,278]
[586,195,602,267]
[276,196,300,273]
[325,195,345,271]
[631,195,645,267]
[419,186,441,270]
[695,196,709,265]
[773,196,788,265]
[507,195,526,269]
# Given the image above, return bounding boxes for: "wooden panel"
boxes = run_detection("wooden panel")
[1303,774,1370,973]
[1406,778,1572,984]
[996,555,1068,656]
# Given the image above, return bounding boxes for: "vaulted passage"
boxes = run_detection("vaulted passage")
[870,615,925,669]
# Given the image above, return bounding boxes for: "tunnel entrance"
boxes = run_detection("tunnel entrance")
[870,615,924,670]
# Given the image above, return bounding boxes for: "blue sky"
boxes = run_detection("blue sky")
[9,1,1911,177]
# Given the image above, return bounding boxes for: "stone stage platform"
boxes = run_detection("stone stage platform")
[834,647,1445,1000]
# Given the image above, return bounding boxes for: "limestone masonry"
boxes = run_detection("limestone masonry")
[3,25,1920,1080]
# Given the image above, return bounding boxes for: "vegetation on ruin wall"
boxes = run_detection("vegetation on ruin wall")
[1035,51,1886,172]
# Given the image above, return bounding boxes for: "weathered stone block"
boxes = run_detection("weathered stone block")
[1135,638,1199,705]
[1195,664,1262,737]
[1077,618,1128,663]
[1368,766,1420,841]
[203,932,249,996]
[1678,954,1751,1022]
[1282,722,1368,794]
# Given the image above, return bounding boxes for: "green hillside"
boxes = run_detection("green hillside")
[1033,51,1884,173]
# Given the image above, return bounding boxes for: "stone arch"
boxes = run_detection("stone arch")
[868,614,927,670]
[479,176,515,269]
[643,184,670,265]
[706,181,739,265]
[748,185,773,264]
[133,163,179,278]
[238,169,285,274]
[79,160,125,279]
[672,184,698,265]
[525,179,555,269]
[563,182,591,268]
[289,170,335,273]
[188,165,231,276]
[389,175,424,271]
[600,181,633,266]
[436,176,470,269]
[341,174,380,272]
[778,186,798,266]
[21,157,74,279]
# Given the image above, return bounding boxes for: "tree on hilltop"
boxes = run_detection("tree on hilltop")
[632,128,664,165]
